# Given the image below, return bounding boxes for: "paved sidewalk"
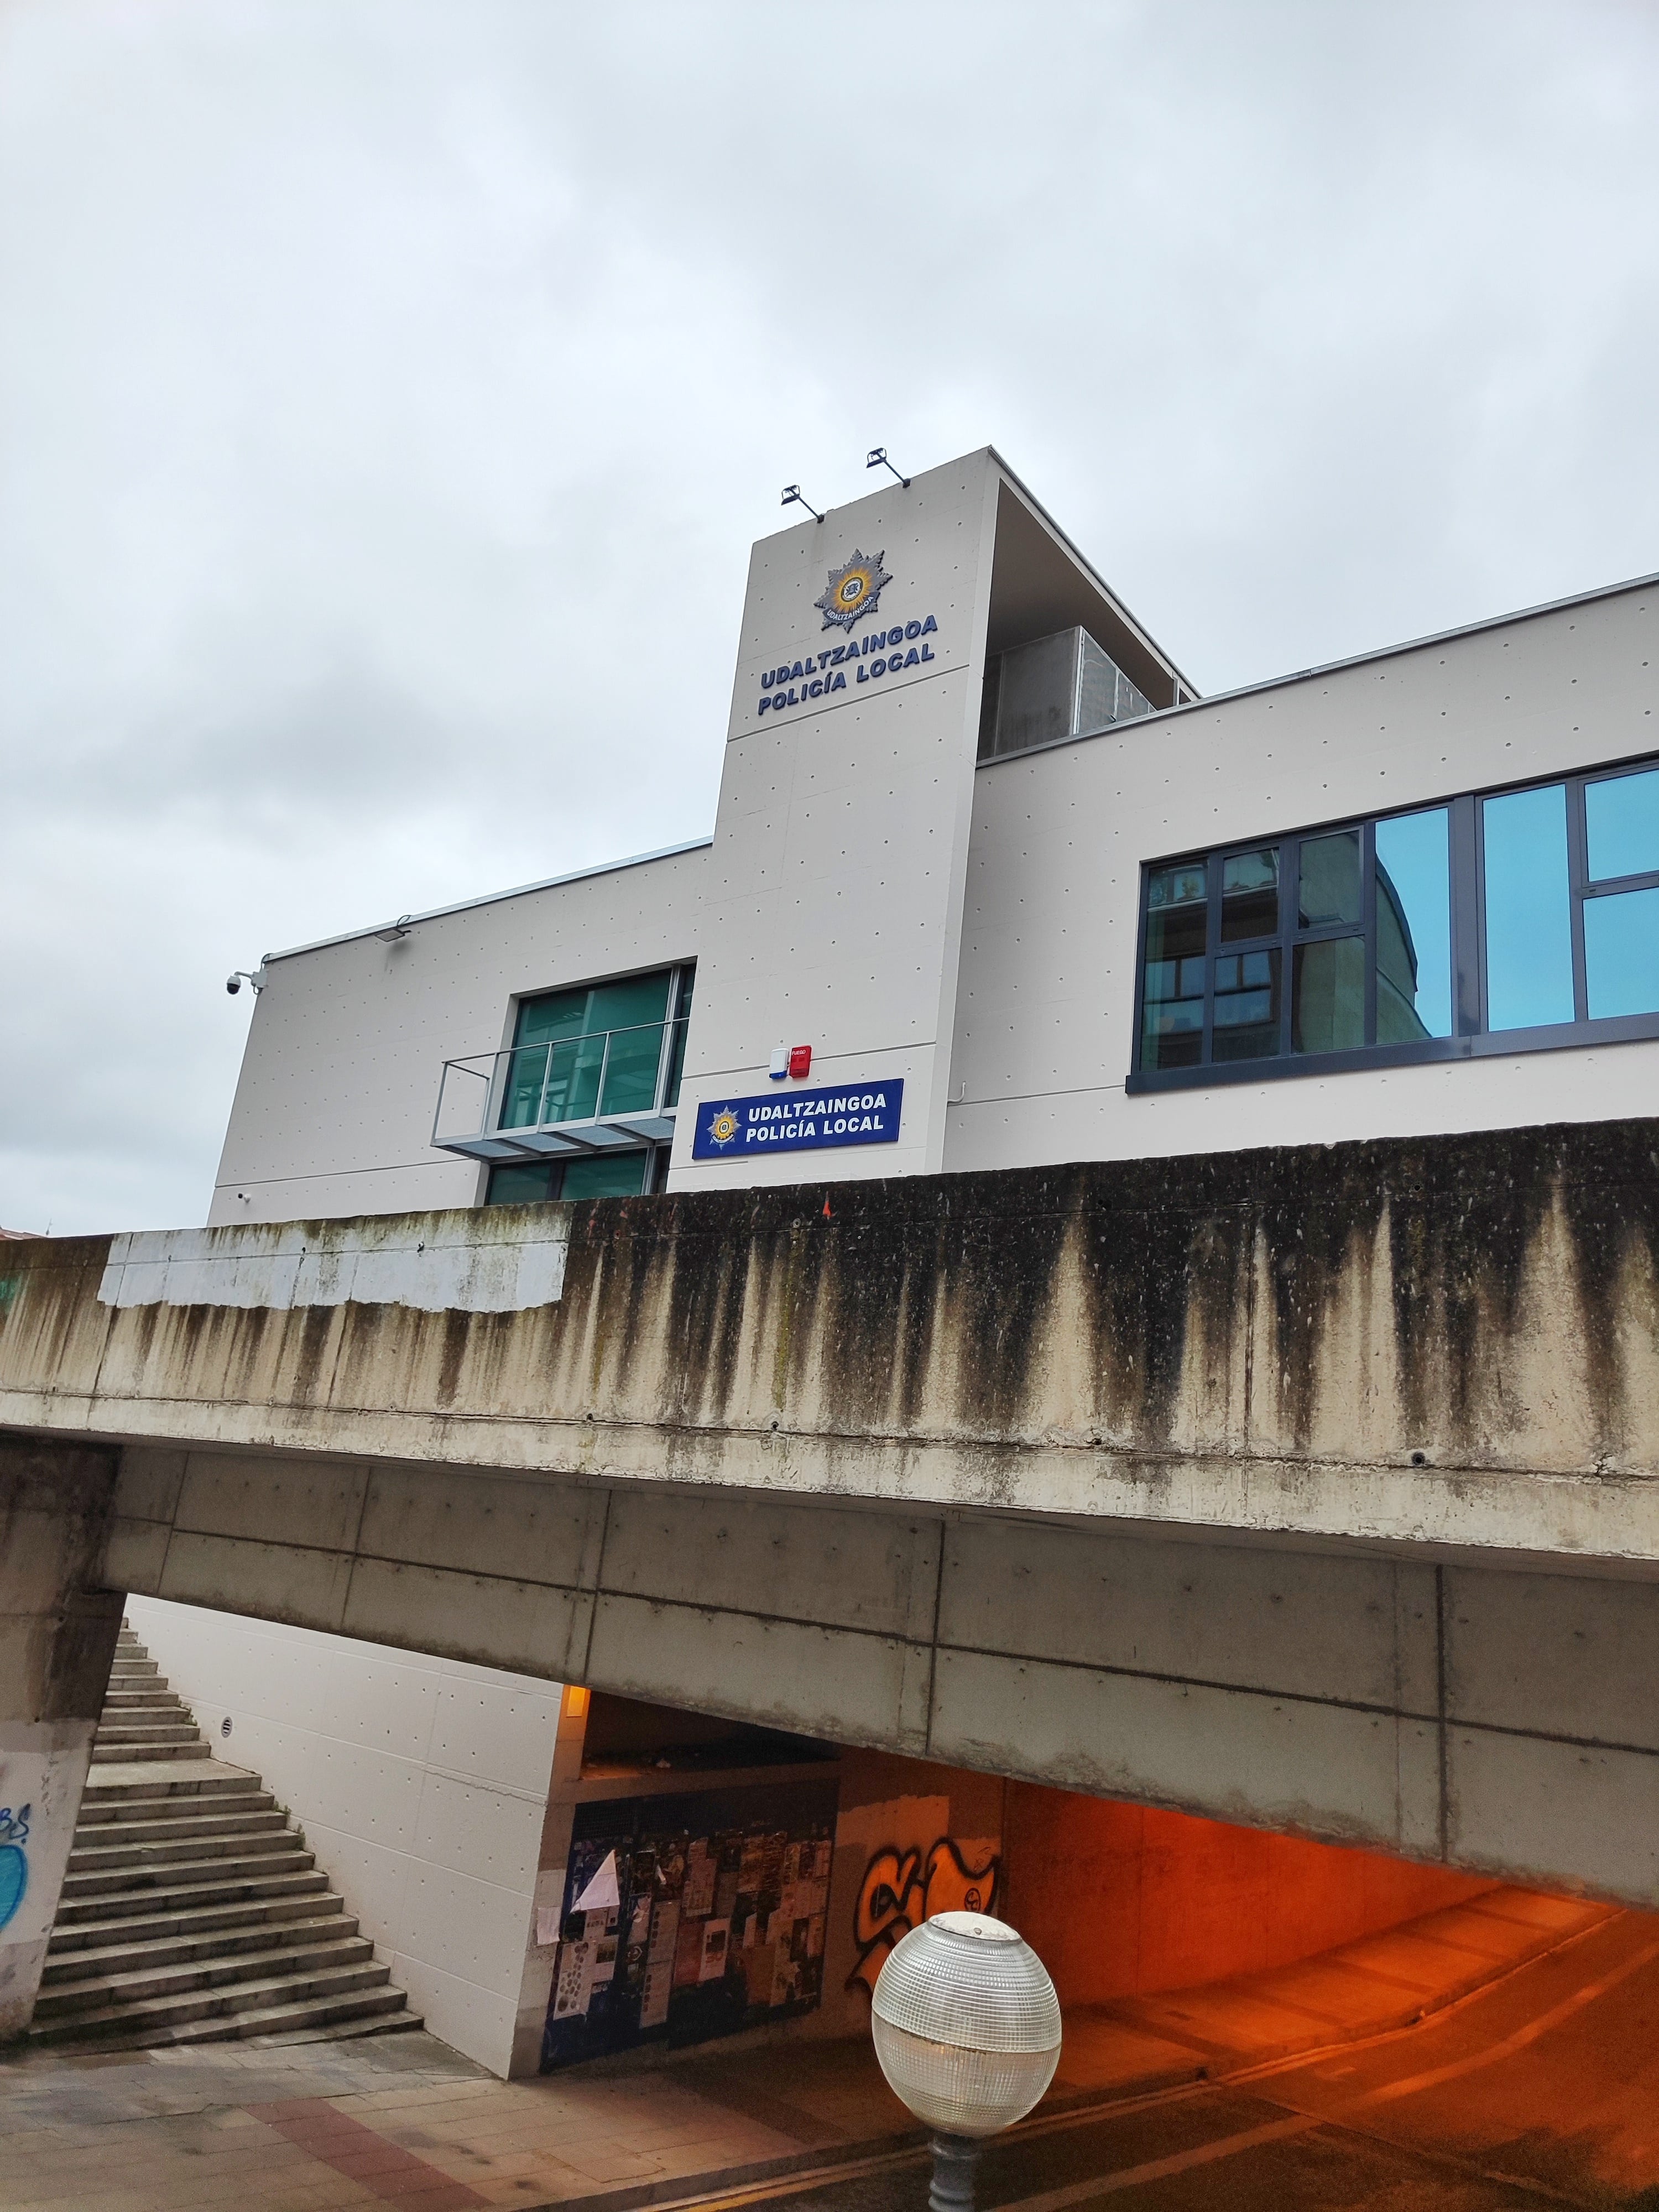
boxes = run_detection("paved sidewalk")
[0,1885,1618,2212]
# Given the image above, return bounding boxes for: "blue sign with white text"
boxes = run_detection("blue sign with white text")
[692,1081,904,1160]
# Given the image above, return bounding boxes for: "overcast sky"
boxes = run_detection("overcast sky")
[4,0,1658,1234]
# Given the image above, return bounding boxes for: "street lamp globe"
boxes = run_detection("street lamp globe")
[870,1911,1061,2212]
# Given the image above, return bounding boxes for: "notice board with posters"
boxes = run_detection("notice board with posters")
[541,1777,840,2072]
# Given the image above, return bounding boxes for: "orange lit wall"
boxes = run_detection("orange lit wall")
[1002,1783,1494,2005]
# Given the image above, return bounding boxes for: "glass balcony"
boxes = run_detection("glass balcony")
[432,1014,690,1164]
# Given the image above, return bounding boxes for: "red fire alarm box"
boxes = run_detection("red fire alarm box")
[787,1045,812,1079]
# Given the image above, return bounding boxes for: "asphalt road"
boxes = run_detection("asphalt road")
[702,1911,1659,2212]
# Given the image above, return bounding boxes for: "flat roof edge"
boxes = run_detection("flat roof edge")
[263,836,714,967]
[984,446,1203,699]
[974,560,1659,775]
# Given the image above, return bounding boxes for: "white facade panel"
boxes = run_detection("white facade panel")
[668,452,999,1186]
[125,1596,560,2077]
[945,577,1659,1167]
[209,843,708,1224]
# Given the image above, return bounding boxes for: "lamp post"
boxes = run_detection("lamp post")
[870,1912,1062,2212]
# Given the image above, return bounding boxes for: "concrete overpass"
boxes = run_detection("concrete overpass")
[4,1117,1659,2030]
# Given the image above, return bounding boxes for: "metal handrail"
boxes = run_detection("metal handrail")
[431,1016,688,1149]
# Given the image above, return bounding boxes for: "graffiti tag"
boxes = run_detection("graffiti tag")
[847,1835,1002,1995]
[0,1803,30,1934]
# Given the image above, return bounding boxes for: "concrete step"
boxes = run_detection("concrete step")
[32,1931,378,2020]
[92,1734,206,1759]
[25,1958,394,2045]
[246,2009,426,2049]
[48,1887,346,1957]
[42,1908,356,1987]
[80,1762,259,1811]
[95,1719,202,1744]
[28,1981,414,2053]
[55,1630,418,2053]
[60,1842,317,1907]
[76,1782,274,1826]
[91,1737,207,1765]
[53,1866,330,1929]
[71,1799,278,1852]
[69,1813,293,1875]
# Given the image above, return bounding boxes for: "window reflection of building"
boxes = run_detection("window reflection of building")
[1375,862,1430,1044]
[1141,863,1206,1069]
[1138,805,1455,1077]
[1215,950,1280,1059]
[1291,831,1364,1054]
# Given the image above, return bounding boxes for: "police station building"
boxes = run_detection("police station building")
[128,447,1659,2080]
[212,445,1659,1228]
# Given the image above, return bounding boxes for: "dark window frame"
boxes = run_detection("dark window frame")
[1128,753,1659,1094]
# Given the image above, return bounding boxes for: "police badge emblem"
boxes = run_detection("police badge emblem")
[815,549,891,633]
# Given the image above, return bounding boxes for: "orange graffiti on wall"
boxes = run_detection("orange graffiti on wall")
[847,1836,1003,1996]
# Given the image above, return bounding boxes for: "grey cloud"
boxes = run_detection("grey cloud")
[3,0,1657,1230]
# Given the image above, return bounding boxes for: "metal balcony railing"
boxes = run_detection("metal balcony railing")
[432,1015,689,1162]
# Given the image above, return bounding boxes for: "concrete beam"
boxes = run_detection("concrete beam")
[101,1441,1659,1911]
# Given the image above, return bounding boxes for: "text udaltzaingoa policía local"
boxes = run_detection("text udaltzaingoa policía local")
[691,1082,904,1160]
[758,617,938,714]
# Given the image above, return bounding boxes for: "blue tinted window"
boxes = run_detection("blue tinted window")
[1292,937,1364,1052]
[1212,947,1280,1060]
[1220,849,1278,942]
[1585,768,1659,883]
[1142,864,1208,1069]
[1584,886,1659,1019]
[1136,757,1659,1092]
[1483,784,1574,1030]
[1297,832,1361,930]
[1375,810,1452,1040]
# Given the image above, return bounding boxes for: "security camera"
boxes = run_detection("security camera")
[226,974,242,995]
[226,969,264,996]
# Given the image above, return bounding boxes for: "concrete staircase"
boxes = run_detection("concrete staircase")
[29,1624,423,2050]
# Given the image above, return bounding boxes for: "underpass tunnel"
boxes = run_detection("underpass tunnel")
[117,1597,1553,2089]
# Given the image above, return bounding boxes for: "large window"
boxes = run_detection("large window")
[483,965,692,1204]
[1131,758,1659,1090]
[500,967,692,1130]
[486,1152,666,1206]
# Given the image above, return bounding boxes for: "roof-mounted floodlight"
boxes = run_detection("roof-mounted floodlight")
[373,915,414,943]
[781,484,824,524]
[867,447,911,489]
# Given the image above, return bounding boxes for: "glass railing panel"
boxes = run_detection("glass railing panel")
[493,1018,688,1131]
[500,1043,552,1129]
[663,1015,690,1107]
[557,1034,607,1123]
[598,1022,665,1117]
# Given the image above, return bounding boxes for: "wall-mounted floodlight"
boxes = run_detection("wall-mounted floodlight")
[781,484,824,524]
[867,448,911,489]
[374,916,414,943]
[225,969,264,997]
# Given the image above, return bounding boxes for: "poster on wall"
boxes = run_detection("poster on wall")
[540,1778,839,2072]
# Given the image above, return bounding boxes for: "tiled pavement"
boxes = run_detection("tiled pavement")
[0,1885,1622,2212]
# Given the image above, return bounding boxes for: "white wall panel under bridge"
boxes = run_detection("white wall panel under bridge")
[103,1447,1659,1914]
[123,1597,561,2075]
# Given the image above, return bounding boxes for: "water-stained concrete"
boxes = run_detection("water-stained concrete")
[5,1123,1659,1921]
[4,1119,1659,1559]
